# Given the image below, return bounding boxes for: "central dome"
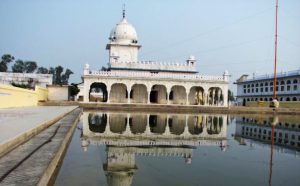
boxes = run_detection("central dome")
[109,18,138,44]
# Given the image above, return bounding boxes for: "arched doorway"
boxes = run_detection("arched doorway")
[169,115,185,135]
[89,82,108,102]
[110,83,127,103]
[170,85,186,104]
[188,115,204,135]
[208,87,223,106]
[131,84,148,103]
[189,86,205,105]
[88,113,107,133]
[130,114,147,134]
[150,85,167,104]
[149,115,167,134]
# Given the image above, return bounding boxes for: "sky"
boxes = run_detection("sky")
[0,0,299,92]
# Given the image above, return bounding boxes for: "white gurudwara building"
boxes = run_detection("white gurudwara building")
[82,11,229,107]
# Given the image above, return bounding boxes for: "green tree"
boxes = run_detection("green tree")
[228,90,235,102]
[12,60,25,73]
[37,67,49,74]
[69,83,80,97]
[24,61,37,73]
[12,60,37,73]
[55,66,64,84]
[61,69,73,85]
[0,54,15,72]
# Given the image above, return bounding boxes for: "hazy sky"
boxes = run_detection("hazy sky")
[0,0,299,91]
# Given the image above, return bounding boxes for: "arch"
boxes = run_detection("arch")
[89,82,108,102]
[88,113,107,133]
[150,84,167,104]
[207,116,222,135]
[292,97,297,101]
[293,79,298,84]
[189,86,205,105]
[131,84,147,103]
[280,97,283,101]
[188,115,204,135]
[280,80,285,85]
[264,98,268,101]
[130,114,147,134]
[255,98,258,101]
[287,80,291,84]
[208,87,223,106]
[286,97,290,101]
[269,98,272,101]
[110,83,127,103]
[109,114,127,134]
[169,115,185,135]
[170,85,186,104]
[265,82,269,86]
[149,115,167,134]
[260,83,264,87]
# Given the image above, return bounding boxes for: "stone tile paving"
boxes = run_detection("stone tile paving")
[0,108,81,186]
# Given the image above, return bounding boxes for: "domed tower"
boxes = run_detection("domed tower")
[106,8,141,64]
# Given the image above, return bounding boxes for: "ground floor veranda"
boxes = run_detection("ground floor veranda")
[82,78,229,107]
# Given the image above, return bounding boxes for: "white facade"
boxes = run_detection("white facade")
[0,72,52,88]
[47,85,69,101]
[235,70,300,105]
[82,13,229,107]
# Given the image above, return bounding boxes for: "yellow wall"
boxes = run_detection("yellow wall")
[0,84,48,108]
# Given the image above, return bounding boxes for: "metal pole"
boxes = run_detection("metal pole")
[273,0,279,99]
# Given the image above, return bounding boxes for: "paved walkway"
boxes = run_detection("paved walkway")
[0,108,81,186]
[0,106,77,156]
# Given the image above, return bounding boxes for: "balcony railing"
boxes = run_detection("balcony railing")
[85,70,228,82]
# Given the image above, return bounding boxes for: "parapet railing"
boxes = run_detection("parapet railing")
[85,70,228,82]
[252,70,300,81]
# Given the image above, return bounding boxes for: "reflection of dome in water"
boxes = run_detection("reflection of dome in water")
[106,171,135,186]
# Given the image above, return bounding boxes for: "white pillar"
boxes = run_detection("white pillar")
[83,82,90,103]
[186,89,190,105]
[127,86,132,104]
[106,87,111,103]
[223,88,228,107]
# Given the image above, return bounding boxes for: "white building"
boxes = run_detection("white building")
[235,70,300,106]
[0,72,52,88]
[82,12,229,106]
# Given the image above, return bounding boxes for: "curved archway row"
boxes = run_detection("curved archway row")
[87,113,227,136]
[86,82,227,106]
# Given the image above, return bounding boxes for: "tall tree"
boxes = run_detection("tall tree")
[0,54,15,72]
[55,66,64,85]
[24,61,37,73]
[37,67,49,74]
[12,60,25,73]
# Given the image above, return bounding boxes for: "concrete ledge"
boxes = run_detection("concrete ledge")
[38,109,81,186]
[0,107,78,158]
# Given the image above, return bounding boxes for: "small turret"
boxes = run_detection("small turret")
[186,55,196,66]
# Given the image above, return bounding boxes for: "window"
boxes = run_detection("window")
[294,85,297,91]
[270,87,273,91]
[293,79,298,84]
[287,80,291,84]
[256,88,258,92]
[243,85,246,88]
[251,84,254,87]
[256,83,259,87]
[265,82,269,86]
[260,88,263,92]
[270,82,273,86]
[260,83,264,87]
[281,86,284,91]
[280,81,285,85]
[265,87,268,92]
[244,89,246,93]
[247,84,250,88]
[287,86,291,91]
[276,86,278,91]
[252,88,254,93]
[248,89,250,93]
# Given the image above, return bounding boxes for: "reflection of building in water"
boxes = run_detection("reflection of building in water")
[81,112,228,186]
[235,116,300,152]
